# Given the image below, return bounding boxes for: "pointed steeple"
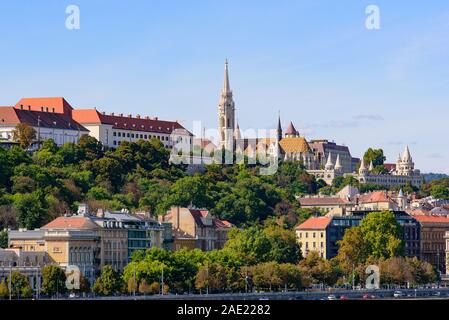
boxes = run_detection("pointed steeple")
[369,161,374,171]
[335,154,343,171]
[223,59,231,94]
[233,122,242,140]
[218,59,235,150]
[402,145,412,162]
[359,157,367,175]
[398,188,404,197]
[285,121,298,137]
[325,152,334,171]
[277,111,282,141]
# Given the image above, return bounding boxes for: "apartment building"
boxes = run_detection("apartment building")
[162,206,233,251]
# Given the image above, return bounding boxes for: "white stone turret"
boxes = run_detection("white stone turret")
[325,152,334,171]
[359,157,368,175]
[334,154,343,172]
[397,188,406,210]
[369,161,374,172]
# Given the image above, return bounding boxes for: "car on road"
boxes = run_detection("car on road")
[339,295,349,300]
[393,291,404,298]
[432,291,441,297]
[362,294,375,300]
[327,294,337,300]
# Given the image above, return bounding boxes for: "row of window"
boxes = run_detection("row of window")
[304,241,325,249]
[113,131,171,141]
[298,231,324,239]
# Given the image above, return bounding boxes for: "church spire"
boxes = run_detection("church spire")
[223,59,231,94]
[277,111,282,141]
[218,59,236,150]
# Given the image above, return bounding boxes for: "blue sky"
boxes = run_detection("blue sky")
[0,1,448,173]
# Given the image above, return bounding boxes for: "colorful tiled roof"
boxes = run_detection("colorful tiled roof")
[279,137,311,153]
[296,216,331,230]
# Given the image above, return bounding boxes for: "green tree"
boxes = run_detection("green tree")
[363,148,387,174]
[12,192,48,229]
[0,280,9,299]
[41,265,67,297]
[12,123,36,149]
[195,263,227,293]
[359,211,404,260]
[92,265,123,296]
[430,185,449,200]
[0,230,8,248]
[9,271,32,299]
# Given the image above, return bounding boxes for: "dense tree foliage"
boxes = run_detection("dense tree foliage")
[41,265,67,297]
[336,211,404,272]
[0,137,323,229]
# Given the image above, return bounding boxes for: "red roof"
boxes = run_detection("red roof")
[298,197,349,206]
[42,216,99,230]
[72,109,192,135]
[0,106,88,131]
[414,215,449,224]
[296,216,331,230]
[15,97,73,116]
[213,218,233,229]
[358,191,391,204]
[384,163,396,171]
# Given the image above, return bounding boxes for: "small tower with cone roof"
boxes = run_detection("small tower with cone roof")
[334,154,343,172]
[325,152,334,171]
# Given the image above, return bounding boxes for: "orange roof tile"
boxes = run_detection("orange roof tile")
[358,191,390,203]
[42,216,99,230]
[15,97,73,115]
[298,197,349,206]
[414,215,449,224]
[296,216,331,230]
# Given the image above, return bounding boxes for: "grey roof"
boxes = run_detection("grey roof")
[8,230,45,240]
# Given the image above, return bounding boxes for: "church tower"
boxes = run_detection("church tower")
[218,59,236,150]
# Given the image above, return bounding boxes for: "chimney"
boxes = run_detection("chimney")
[119,113,123,117]
[128,114,132,118]
[102,111,106,115]
[136,114,141,119]
[145,116,149,120]
[110,112,114,116]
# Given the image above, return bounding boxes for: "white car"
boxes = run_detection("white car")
[393,291,403,298]
[327,294,337,300]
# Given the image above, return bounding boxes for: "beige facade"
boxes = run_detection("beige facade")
[163,207,233,252]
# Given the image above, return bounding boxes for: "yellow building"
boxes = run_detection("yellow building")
[162,207,233,251]
[295,217,331,259]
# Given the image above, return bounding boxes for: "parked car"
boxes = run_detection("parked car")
[393,291,404,298]
[339,295,349,300]
[327,294,337,300]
